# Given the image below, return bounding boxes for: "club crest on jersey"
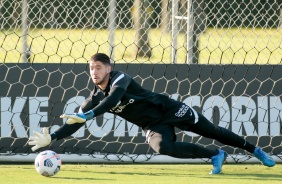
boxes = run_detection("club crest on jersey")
[110,99,135,113]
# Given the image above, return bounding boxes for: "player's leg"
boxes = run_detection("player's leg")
[187,113,275,167]
[146,124,219,158]
[146,124,226,174]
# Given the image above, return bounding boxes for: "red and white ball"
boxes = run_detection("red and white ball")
[34,150,62,177]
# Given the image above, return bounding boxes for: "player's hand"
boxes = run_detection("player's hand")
[28,127,51,152]
[60,110,95,124]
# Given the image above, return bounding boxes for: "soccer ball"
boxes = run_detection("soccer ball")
[34,150,62,177]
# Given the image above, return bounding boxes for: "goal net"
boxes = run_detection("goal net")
[0,0,281,163]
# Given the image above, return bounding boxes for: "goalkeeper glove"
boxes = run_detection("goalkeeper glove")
[28,127,51,152]
[60,110,95,124]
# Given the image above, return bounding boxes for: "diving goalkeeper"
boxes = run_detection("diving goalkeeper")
[29,53,275,174]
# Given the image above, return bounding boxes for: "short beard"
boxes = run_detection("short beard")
[93,74,109,88]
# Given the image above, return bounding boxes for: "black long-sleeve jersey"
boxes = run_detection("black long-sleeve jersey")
[51,70,197,140]
[81,71,190,128]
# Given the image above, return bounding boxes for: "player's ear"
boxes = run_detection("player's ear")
[106,65,111,73]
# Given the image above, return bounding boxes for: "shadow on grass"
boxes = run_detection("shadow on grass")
[54,171,282,182]
[60,166,282,181]
[61,168,189,177]
[201,173,282,181]
[51,177,114,181]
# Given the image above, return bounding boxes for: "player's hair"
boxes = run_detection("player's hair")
[90,53,111,65]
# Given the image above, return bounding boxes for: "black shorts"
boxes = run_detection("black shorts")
[145,123,176,144]
[144,102,198,130]
[144,103,199,143]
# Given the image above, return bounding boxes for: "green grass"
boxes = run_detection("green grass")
[1,28,282,64]
[0,164,281,184]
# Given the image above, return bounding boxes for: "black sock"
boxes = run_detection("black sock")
[172,142,219,158]
[188,113,256,153]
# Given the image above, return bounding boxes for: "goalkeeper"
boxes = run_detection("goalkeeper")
[29,53,275,174]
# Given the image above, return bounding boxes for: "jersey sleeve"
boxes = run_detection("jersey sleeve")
[110,72,131,90]
[51,72,131,141]
[92,72,131,116]
[79,86,101,113]
[50,123,84,140]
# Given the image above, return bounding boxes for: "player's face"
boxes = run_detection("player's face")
[89,61,111,88]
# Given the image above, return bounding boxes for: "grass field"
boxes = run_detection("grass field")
[0,164,281,184]
[1,28,282,64]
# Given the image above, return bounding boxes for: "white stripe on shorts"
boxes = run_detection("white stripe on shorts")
[191,108,199,124]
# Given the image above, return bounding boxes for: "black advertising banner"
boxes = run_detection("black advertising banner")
[0,64,281,155]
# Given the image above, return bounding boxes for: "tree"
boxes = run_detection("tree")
[132,0,152,58]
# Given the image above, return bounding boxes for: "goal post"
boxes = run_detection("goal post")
[0,0,282,163]
[171,0,194,64]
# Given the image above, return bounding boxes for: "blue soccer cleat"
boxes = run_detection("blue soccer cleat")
[210,149,228,174]
[253,147,275,167]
